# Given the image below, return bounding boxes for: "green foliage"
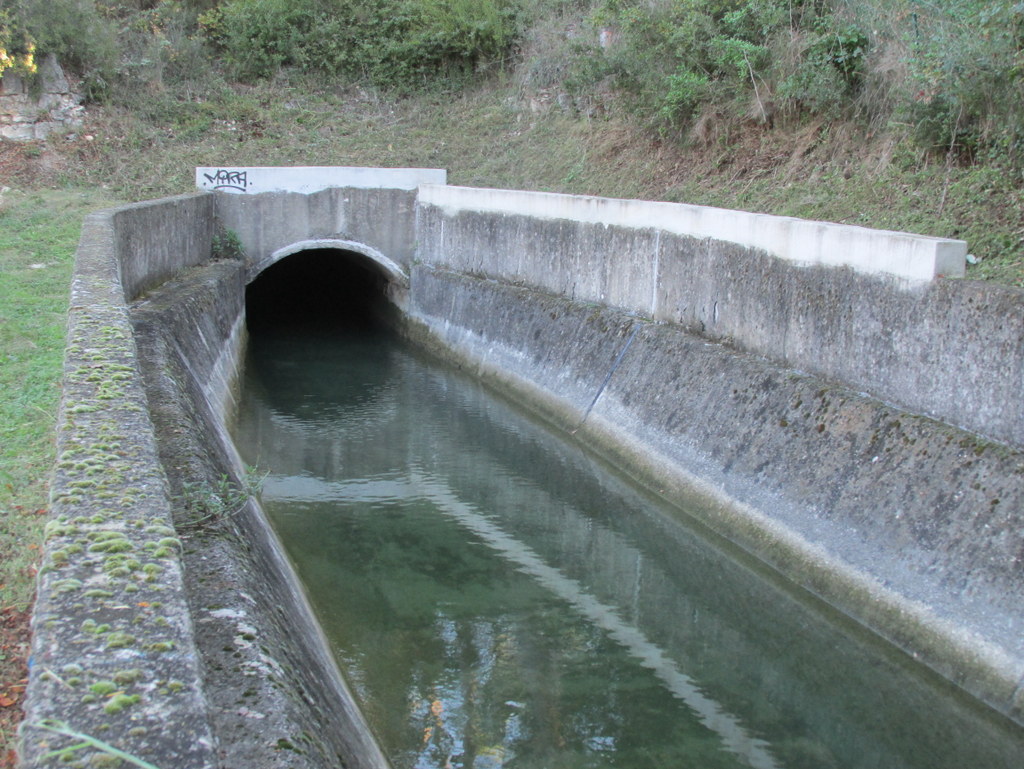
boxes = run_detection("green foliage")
[3,0,1020,166]
[204,0,522,88]
[776,19,868,116]
[567,0,872,132]
[201,0,316,82]
[658,68,709,127]
[1,0,227,103]
[901,0,1024,164]
[0,8,37,78]
[211,228,245,260]
[568,0,1021,164]
[3,0,121,101]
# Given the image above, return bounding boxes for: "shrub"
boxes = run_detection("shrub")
[776,18,868,116]
[2,1,224,104]
[567,0,871,134]
[204,0,522,88]
[658,67,709,127]
[901,1,1024,164]
[0,9,37,79]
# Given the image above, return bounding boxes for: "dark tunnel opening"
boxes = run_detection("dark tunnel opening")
[245,249,395,335]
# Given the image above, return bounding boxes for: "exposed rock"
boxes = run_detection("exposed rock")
[38,52,70,94]
[0,54,83,142]
[0,71,26,95]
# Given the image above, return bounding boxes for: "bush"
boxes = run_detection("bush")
[1,1,120,100]
[566,0,870,134]
[901,1,1024,164]
[658,67,709,127]
[202,0,316,81]
[204,0,522,88]
[776,19,868,116]
[0,9,37,78]
[2,1,226,104]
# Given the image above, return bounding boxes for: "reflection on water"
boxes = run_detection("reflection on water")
[232,324,1024,769]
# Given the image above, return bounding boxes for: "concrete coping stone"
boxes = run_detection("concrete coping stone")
[417,183,967,283]
[194,166,447,194]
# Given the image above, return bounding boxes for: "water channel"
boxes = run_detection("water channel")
[231,252,1024,769]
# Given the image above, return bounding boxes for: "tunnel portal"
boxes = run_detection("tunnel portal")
[246,247,397,334]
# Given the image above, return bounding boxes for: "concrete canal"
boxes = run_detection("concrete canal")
[231,253,1024,769]
[21,170,1024,769]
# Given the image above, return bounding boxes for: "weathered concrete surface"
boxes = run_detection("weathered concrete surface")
[23,196,391,768]
[215,187,421,280]
[20,212,218,769]
[130,260,390,769]
[418,184,967,282]
[404,266,1024,724]
[111,194,216,302]
[651,237,1024,450]
[195,166,445,194]
[415,193,1023,450]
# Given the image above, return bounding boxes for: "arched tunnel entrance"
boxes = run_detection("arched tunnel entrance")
[245,247,398,334]
[241,246,401,421]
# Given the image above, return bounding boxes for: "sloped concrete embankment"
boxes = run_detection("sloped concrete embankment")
[408,188,1024,725]
[21,193,389,769]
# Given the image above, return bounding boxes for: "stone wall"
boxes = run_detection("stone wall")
[0,55,84,141]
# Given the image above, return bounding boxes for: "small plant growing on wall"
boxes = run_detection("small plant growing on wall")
[176,467,265,532]
[211,228,245,261]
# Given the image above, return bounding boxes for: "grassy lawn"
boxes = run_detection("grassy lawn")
[0,188,119,761]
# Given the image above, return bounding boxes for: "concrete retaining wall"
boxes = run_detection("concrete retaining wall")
[22,190,393,768]
[112,194,216,301]
[416,185,1023,449]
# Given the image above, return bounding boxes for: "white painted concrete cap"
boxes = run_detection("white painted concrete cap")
[196,166,447,194]
[418,184,967,283]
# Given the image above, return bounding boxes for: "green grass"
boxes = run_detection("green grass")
[0,189,120,610]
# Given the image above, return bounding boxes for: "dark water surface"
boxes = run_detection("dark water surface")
[231,323,1023,769]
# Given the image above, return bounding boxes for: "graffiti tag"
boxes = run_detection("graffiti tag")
[203,169,250,192]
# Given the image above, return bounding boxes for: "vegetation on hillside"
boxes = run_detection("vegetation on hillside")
[3,1,1022,165]
[565,1,1024,163]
